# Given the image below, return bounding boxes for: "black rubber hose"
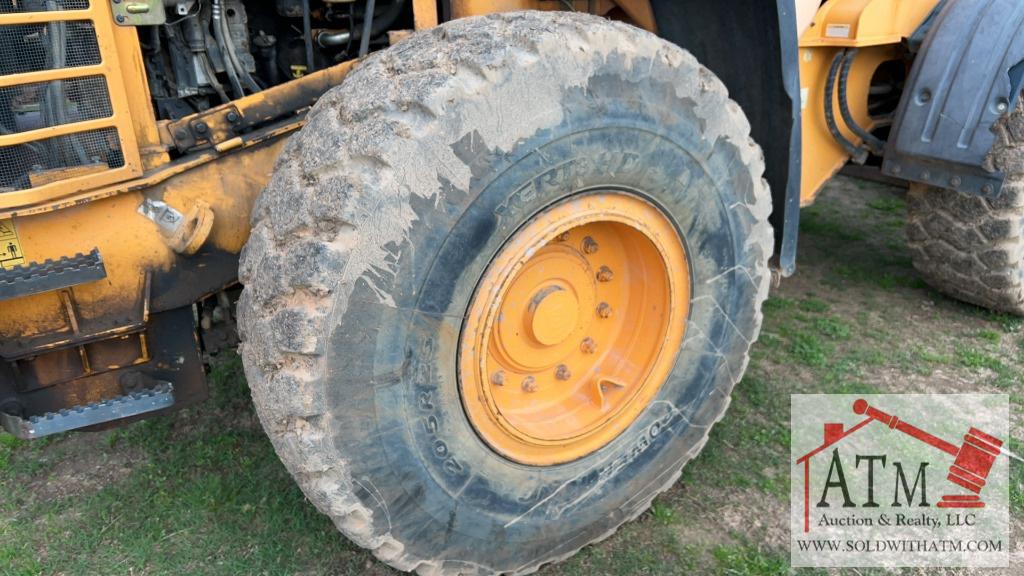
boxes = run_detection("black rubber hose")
[302,0,316,72]
[351,0,406,49]
[218,10,261,92]
[825,49,868,164]
[359,0,377,57]
[212,0,244,97]
[839,49,886,155]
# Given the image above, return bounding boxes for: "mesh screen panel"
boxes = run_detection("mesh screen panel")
[0,1,90,13]
[0,5,121,194]
[0,75,111,134]
[0,20,100,76]
[0,127,122,191]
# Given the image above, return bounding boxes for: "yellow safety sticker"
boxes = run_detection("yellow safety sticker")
[0,218,25,270]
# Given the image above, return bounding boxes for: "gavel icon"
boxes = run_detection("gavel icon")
[853,399,1006,509]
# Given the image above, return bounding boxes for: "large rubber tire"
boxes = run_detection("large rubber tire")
[906,102,1024,314]
[238,12,771,575]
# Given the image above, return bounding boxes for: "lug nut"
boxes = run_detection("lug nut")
[582,236,599,254]
[596,266,614,282]
[556,231,570,242]
[521,376,537,393]
[555,364,571,381]
[490,371,505,386]
[597,302,613,318]
[580,337,597,354]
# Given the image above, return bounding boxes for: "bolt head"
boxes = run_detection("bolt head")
[997,101,1009,113]
[555,231,570,242]
[580,337,597,354]
[490,371,505,386]
[950,176,962,188]
[521,376,537,393]
[891,164,902,175]
[115,14,125,22]
[596,266,614,282]
[582,236,599,254]
[194,122,209,134]
[226,111,240,123]
[555,364,571,381]
[174,128,189,140]
[597,302,612,319]
[982,184,994,195]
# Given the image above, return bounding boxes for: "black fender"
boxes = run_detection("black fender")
[651,0,803,275]
[883,0,1024,196]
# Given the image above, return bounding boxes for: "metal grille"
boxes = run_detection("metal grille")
[0,1,140,201]
[0,75,111,134]
[0,127,122,191]
[0,1,90,13]
[0,20,100,76]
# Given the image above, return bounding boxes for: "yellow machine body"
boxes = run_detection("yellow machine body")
[0,0,940,430]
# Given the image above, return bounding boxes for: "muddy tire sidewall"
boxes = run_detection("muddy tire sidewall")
[322,82,763,566]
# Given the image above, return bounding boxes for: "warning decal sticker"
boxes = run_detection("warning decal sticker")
[0,218,26,270]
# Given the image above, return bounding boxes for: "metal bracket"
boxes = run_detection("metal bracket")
[111,0,167,27]
[167,105,245,152]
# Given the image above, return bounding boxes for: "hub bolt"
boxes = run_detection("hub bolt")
[490,371,505,386]
[597,302,613,318]
[555,364,571,381]
[581,337,597,354]
[521,376,537,393]
[596,266,614,282]
[582,236,599,254]
[556,231,570,242]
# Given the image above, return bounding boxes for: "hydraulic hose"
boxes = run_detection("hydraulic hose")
[359,0,377,57]
[352,0,406,52]
[302,0,316,72]
[211,0,244,97]
[838,49,886,155]
[217,7,261,92]
[824,49,868,165]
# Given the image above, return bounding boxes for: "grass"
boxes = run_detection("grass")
[0,175,1020,575]
[712,545,790,576]
[0,354,368,575]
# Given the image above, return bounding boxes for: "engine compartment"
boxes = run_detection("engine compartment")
[144,0,412,120]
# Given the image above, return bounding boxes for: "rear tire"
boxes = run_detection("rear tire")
[906,102,1024,315]
[238,12,771,574]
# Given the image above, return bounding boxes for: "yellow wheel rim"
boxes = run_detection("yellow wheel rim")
[459,192,691,466]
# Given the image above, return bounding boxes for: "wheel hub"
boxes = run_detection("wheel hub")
[459,192,690,466]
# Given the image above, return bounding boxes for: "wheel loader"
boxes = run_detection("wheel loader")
[0,0,1020,573]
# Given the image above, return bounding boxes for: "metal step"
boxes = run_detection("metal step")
[0,382,174,439]
[0,248,106,302]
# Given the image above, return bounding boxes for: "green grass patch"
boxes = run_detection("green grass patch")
[789,332,833,368]
[976,329,1002,344]
[648,501,677,525]
[762,297,796,313]
[561,524,694,575]
[957,346,1007,371]
[798,298,830,314]
[1010,438,1024,515]
[814,317,852,340]
[712,544,790,576]
[866,197,905,213]
[799,207,866,242]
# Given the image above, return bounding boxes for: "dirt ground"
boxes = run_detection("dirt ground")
[0,175,1021,575]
